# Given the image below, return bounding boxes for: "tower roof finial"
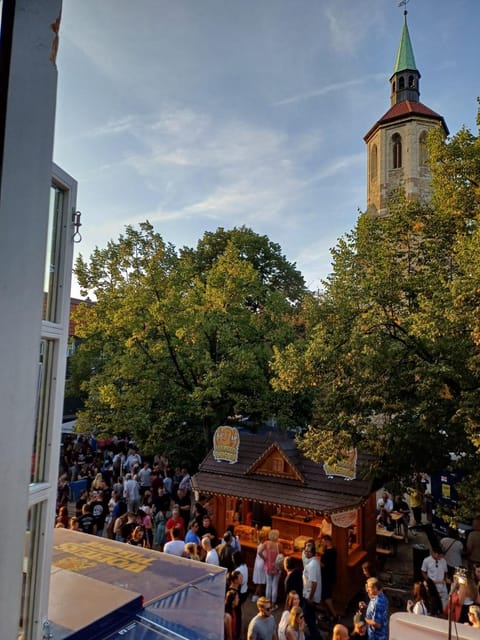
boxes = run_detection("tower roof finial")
[398,0,409,18]
[393,0,416,74]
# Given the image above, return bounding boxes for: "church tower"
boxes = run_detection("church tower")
[364,10,449,215]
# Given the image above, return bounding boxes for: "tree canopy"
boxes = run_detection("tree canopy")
[272,107,480,514]
[70,225,310,465]
[69,106,480,515]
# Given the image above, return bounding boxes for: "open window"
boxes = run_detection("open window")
[20,165,77,640]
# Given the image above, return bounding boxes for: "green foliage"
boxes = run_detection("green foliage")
[273,106,480,491]
[71,224,310,466]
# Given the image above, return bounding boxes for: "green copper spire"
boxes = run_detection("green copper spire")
[389,8,421,105]
[393,13,417,73]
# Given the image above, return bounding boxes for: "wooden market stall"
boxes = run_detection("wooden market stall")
[192,429,377,613]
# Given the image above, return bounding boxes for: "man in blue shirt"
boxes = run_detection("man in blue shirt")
[185,520,201,545]
[365,578,389,640]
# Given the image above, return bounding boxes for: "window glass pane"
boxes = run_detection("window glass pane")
[419,131,428,166]
[43,185,65,322]
[20,503,45,640]
[32,340,55,483]
[370,145,377,182]
[0,2,3,30]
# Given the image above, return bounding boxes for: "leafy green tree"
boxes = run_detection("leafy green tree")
[70,224,308,464]
[273,108,480,507]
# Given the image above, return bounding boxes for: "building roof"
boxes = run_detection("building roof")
[393,13,417,74]
[50,528,226,640]
[364,100,449,141]
[193,432,374,514]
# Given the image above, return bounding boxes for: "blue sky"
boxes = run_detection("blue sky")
[54,1,479,295]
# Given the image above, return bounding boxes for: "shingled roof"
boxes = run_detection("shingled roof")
[192,432,374,515]
[364,100,449,142]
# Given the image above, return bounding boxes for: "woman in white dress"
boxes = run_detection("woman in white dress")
[251,532,267,602]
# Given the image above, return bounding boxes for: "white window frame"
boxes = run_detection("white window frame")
[22,163,77,640]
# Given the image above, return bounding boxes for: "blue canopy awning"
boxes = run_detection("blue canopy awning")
[49,529,226,640]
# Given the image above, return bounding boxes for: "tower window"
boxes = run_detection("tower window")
[419,131,428,165]
[392,133,402,169]
[370,144,378,182]
[399,77,405,90]
[408,75,415,88]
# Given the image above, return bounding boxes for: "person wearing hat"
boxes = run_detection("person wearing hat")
[350,614,367,639]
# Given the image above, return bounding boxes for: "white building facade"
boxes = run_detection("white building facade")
[0,2,76,639]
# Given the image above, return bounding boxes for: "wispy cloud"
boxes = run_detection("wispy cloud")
[182,178,298,224]
[312,153,365,182]
[73,100,367,241]
[75,103,319,232]
[122,108,295,181]
[125,208,188,225]
[324,4,385,54]
[88,115,139,137]
[117,108,282,174]
[275,74,385,106]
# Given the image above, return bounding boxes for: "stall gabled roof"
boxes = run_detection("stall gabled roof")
[246,441,306,484]
[193,432,374,514]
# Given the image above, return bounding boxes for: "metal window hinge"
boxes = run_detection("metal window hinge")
[72,210,82,243]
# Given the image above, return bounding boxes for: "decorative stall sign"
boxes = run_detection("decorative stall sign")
[213,426,240,464]
[330,508,358,529]
[323,448,357,480]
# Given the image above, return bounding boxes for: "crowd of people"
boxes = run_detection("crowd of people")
[246,561,389,640]
[55,437,480,639]
[56,435,211,550]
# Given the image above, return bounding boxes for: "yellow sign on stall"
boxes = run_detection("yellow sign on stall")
[213,426,240,464]
[323,448,357,480]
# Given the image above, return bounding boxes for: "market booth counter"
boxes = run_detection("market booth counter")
[193,429,377,612]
